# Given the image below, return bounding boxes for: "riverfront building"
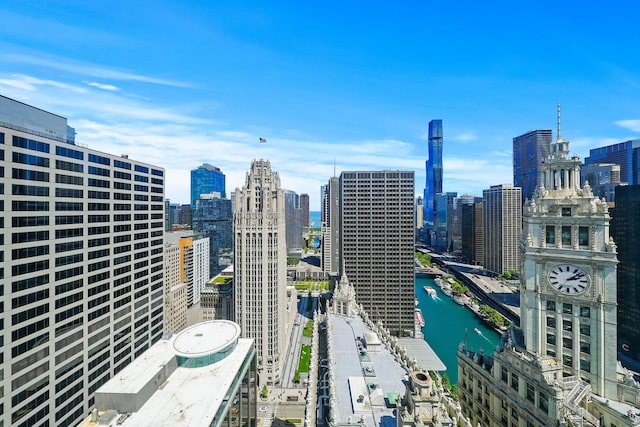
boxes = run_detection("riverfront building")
[0,95,165,426]
[233,159,289,386]
[78,320,257,427]
[190,163,226,205]
[340,170,415,336]
[513,129,552,203]
[300,193,310,229]
[612,185,640,367]
[482,184,522,275]
[460,197,484,265]
[424,119,443,227]
[584,139,640,186]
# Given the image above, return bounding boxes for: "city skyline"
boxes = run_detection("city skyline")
[2,1,640,210]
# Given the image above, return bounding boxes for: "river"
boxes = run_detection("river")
[416,274,501,384]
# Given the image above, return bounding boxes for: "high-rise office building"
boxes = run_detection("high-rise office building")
[0,95,165,426]
[340,170,415,336]
[423,119,443,227]
[300,193,310,229]
[460,197,483,265]
[415,196,424,231]
[321,176,340,276]
[233,159,288,385]
[584,139,640,185]
[165,232,210,309]
[482,184,522,275]
[612,185,640,367]
[192,195,233,276]
[581,162,625,203]
[190,163,226,205]
[283,189,303,255]
[163,243,188,334]
[433,192,457,253]
[513,129,552,203]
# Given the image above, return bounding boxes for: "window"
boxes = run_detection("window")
[546,316,556,328]
[580,306,590,318]
[578,226,589,247]
[546,300,556,311]
[539,392,548,412]
[580,359,591,372]
[562,207,572,216]
[580,341,590,354]
[546,334,556,345]
[561,226,571,246]
[562,320,573,332]
[545,226,555,245]
[562,354,573,367]
[580,324,590,336]
[526,383,534,403]
[563,337,573,349]
[562,303,572,314]
[511,373,519,391]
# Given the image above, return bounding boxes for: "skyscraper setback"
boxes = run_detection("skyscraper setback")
[0,95,165,426]
[424,119,443,226]
[233,159,289,386]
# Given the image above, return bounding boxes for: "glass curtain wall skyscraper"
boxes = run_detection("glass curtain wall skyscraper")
[424,119,443,228]
[513,129,552,203]
[190,163,226,205]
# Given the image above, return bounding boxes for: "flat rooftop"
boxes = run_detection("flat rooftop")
[327,314,444,427]
[80,321,254,427]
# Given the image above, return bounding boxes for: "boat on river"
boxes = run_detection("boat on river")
[415,308,425,327]
[423,286,436,297]
[453,294,467,306]
[474,327,481,335]
[441,286,452,297]
[434,277,444,287]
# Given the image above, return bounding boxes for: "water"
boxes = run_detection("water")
[416,274,501,384]
[309,211,321,228]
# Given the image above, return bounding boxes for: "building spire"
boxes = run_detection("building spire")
[557,102,562,141]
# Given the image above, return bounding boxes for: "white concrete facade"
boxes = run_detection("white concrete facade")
[233,159,288,386]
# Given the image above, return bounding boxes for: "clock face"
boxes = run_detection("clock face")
[547,264,591,294]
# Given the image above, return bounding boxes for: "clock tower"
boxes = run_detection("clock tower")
[520,106,618,399]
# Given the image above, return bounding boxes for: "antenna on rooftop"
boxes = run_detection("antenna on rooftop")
[557,102,562,141]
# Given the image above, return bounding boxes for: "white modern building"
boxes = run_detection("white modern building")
[163,243,187,334]
[78,320,257,427]
[233,159,289,386]
[0,95,165,426]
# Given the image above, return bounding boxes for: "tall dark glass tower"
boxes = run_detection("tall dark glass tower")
[611,185,640,367]
[513,129,552,203]
[424,119,443,225]
[191,163,226,205]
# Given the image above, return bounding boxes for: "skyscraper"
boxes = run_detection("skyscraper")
[192,195,233,276]
[423,119,443,227]
[433,192,457,253]
[233,159,288,385]
[190,163,226,205]
[612,185,640,367]
[482,184,522,275]
[321,176,340,276]
[460,197,483,265]
[300,193,310,229]
[1,95,165,426]
[580,163,625,203]
[513,129,552,202]
[584,139,640,185]
[283,189,303,255]
[340,170,415,336]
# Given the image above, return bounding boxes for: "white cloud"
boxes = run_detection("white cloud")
[86,81,119,91]
[1,53,190,88]
[451,132,477,142]
[615,119,640,133]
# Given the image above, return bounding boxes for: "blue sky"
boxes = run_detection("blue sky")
[1,1,639,210]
